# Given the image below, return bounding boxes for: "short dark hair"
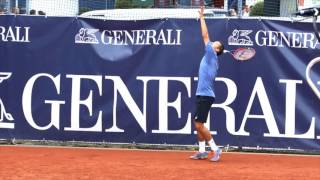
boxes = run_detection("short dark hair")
[29,9,36,15]
[216,41,224,56]
[38,10,46,15]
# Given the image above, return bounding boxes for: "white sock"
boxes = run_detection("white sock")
[199,141,206,153]
[208,138,218,151]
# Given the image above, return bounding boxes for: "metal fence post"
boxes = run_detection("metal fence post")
[26,0,29,13]
[237,0,242,16]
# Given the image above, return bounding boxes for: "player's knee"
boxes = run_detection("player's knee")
[194,121,204,131]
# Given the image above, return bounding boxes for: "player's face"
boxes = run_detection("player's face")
[212,41,222,54]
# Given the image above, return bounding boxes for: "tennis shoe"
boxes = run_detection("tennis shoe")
[189,151,208,160]
[210,148,222,162]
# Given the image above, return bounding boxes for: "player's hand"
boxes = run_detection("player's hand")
[198,6,205,18]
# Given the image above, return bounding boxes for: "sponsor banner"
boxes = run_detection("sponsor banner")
[0,16,319,150]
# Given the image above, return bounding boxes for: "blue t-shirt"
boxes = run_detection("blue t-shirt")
[196,41,219,97]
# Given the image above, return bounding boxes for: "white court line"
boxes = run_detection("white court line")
[1,144,320,158]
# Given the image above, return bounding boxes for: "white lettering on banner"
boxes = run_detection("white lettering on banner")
[0,72,14,129]
[104,76,191,134]
[255,30,320,49]
[0,26,30,42]
[64,75,103,132]
[273,79,315,139]
[104,76,146,133]
[151,77,191,134]
[236,78,316,138]
[20,74,319,139]
[211,78,239,135]
[101,29,182,45]
[22,74,65,130]
[238,77,281,136]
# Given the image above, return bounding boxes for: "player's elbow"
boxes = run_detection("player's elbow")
[202,32,209,39]
[202,36,209,44]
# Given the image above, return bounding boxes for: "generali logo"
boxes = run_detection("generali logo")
[75,28,99,44]
[0,26,30,43]
[228,29,320,49]
[228,29,254,46]
[0,72,14,129]
[75,28,182,46]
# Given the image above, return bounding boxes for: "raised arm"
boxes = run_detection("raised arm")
[199,6,210,45]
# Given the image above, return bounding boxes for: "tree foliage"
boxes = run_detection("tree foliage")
[250,1,264,16]
[116,0,136,9]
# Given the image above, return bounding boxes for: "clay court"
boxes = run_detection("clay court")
[0,145,319,180]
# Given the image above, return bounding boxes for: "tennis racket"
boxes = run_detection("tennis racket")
[223,47,256,61]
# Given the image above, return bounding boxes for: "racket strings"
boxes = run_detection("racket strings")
[234,48,255,61]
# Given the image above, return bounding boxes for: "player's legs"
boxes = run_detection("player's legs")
[196,125,206,153]
[190,122,207,159]
[196,127,205,141]
[193,95,215,143]
[194,121,221,161]
[191,96,221,161]
[194,121,212,142]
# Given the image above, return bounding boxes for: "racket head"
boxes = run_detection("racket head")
[232,47,256,61]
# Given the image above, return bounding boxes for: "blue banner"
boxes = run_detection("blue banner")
[0,15,319,150]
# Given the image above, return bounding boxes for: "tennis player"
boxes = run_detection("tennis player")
[189,6,224,162]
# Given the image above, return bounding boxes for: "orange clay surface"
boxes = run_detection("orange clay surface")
[0,145,319,180]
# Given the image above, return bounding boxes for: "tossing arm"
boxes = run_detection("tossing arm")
[198,6,210,45]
